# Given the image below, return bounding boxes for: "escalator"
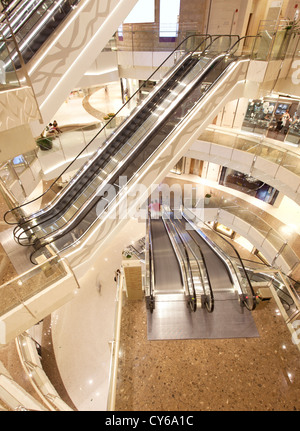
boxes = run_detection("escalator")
[148,209,213,313]
[149,217,185,297]
[180,207,256,310]
[1,0,135,129]
[5,35,250,265]
[1,0,81,70]
[146,207,258,340]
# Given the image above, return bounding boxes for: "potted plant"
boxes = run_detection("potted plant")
[104,113,116,128]
[36,136,53,151]
[122,249,132,259]
[204,193,212,205]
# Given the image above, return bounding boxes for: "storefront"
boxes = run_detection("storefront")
[242,96,300,146]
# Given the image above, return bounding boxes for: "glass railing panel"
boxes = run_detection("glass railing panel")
[265,228,286,251]
[252,31,274,61]
[209,35,239,54]
[19,54,215,239]
[279,245,300,272]
[0,254,68,317]
[0,37,20,90]
[183,207,256,310]
[234,137,260,154]
[285,125,300,146]
[280,152,300,175]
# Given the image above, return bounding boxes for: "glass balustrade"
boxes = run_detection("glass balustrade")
[0,254,75,318]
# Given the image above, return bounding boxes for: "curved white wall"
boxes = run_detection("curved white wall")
[199,207,295,275]
[186,139,300,205]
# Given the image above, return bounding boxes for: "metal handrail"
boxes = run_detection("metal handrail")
[15,37,224,249]
[175,215,214,312]
[162,211,197,311]
[182,207,256,310]
[4,33,212,226]
[146,211,155,312]
[27,35,249,263]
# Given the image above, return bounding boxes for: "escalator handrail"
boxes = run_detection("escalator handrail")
[225,34,262,58]
[24,50,233,249]
[17,34,244,243]
[236,257,299,307]
[232,255,300,290]
[162,211,196,309]
[3,0,79,67]
[4,32,213,225]
[174,214,214,311]
[0,0,21,19]
[13,51,197,243]
[9,33,241,235]
[28,37,249,262]
[147,211,155,304]
[0,0,45,40]
[182,207,256,310]
[13,32,241,233]
[165,213,200,311]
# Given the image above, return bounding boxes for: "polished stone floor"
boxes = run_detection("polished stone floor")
[115,295,300,411]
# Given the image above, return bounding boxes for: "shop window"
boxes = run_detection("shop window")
[219,167,279,205]
[242,98,300,147]
[214,222,235,239]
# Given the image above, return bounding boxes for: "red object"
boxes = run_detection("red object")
[235,9,238,12]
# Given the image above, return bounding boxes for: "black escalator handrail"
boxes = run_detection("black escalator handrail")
[237,257,298,308]
[12,33,241,235]
[0,0,21,18]
[3,0,80,67]
[14,45,213,245]
[237,256,300,290]
[225,35,262,57]
[175,215,214,312]
[27,50,232,254]
[1,0,45,39]
[162,212,197,311]
[147,211,155,306]
[182,208,256,310]
[4,32,213,226]
[28,37,250,262]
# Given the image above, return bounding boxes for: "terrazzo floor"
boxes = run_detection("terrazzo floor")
[115,295,300,411]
